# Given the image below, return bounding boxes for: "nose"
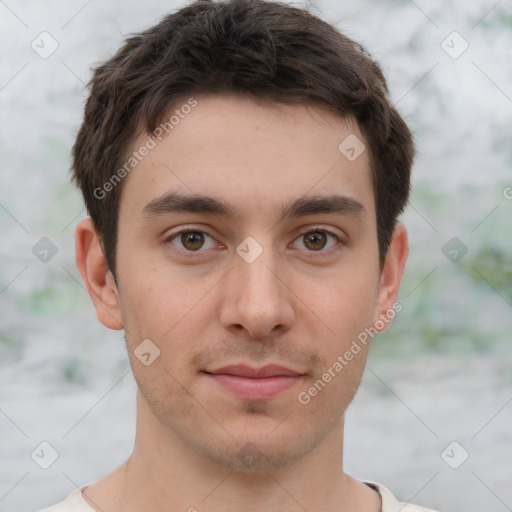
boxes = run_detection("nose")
[219,249,295,339]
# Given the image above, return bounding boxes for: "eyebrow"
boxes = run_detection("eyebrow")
[140,192,366,222]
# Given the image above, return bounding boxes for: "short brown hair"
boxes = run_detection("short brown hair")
[72,0,414,276]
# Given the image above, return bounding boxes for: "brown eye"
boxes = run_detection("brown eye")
[166,229,219,254]
[303,231,327,251]
[291,229,341,253]
[180,231,205,251]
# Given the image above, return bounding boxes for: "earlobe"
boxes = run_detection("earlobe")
[75,218,124,330]
[374,222,408,332]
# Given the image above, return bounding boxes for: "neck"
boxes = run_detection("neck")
[82,392,381,512]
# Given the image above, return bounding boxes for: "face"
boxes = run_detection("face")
[89,94,405,472]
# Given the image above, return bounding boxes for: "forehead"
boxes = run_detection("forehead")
[119,94,374,222]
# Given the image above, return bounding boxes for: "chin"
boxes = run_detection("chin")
[201,436,316,473]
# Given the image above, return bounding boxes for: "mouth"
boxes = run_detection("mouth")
[202,364,306,400]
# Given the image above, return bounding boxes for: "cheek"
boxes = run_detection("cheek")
[305,267,379,342]
[117,248,194,332]
[119,281,210,414]
[296,267,378,404]
[297,341,369,424]
[117,263,218,373]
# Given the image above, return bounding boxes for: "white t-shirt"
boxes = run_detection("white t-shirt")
[38,481,440,511]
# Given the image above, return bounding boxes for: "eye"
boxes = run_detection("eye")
[166,230,217,252]
[292,229,341,252]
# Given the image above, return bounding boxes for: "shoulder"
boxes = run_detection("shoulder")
[39,480,441,512]
[37,486,95,512]
[364,481,441,512]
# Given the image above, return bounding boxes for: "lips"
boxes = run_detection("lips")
[203,364,305,400]
[207,364,302,378]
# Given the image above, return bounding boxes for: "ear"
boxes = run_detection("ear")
[75,218,124,330]
[373,222,408,332]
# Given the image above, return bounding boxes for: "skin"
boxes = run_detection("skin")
[75,94,408,512]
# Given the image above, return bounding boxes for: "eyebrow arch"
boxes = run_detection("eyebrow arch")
[141,192,237,219]
[280,194,366,219]
[140,192,366,222]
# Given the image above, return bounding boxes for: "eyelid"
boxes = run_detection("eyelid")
[162,224,216,240]
[162,224,346,256]
[295,224,343,235]
[294,225,345,242]
[163,226,224,254]
[290,225,346,253]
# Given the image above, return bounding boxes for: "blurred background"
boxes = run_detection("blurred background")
[0,0,511,510]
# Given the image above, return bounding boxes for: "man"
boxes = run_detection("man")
[41,0,439,510]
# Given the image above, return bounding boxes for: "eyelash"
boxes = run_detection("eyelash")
[163,226,345,257]
[293,227,344,256]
